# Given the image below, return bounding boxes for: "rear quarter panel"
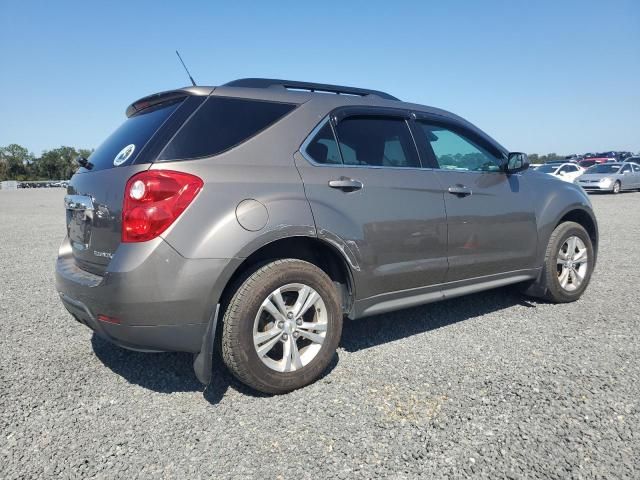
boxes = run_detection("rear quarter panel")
[153,96,328,260]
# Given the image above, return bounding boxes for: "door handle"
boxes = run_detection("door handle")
[328,178,363,192]
[448,185,472,197]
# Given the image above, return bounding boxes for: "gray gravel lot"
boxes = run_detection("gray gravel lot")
[1,188,638,479]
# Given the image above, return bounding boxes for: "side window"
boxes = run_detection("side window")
[304,122,342,164]
[334,117,420,168]
[559,165,571,173]
[417,122,502,172]
[160,97,296,160]
[567,165,578,172]
[621,165,632,173]
[632,164,640,173]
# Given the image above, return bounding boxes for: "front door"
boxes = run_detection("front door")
[412,117,539,282]
[295,112,448,300]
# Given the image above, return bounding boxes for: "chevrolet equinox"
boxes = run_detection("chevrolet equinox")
[56,78,598,394]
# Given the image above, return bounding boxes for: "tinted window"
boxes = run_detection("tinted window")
[334,117,419,168]
[304,122,342,164]
[621,165,632,173]
[632,164,640,172]
[160,97,296,160]
[87,100,182,171]
[418,123,502,172]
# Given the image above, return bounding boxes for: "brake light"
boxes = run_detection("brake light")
[122,170,203,243]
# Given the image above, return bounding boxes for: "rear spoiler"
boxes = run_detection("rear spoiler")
[125,86,213,117]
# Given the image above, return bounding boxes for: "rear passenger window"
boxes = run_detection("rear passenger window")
[334,117,419,168]
[159,97,296,160]
[304,122,342,164]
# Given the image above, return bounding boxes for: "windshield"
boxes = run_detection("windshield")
[586,164,621,174]
[537,164,558,173]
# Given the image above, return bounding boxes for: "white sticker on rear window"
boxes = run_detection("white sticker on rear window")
[113,144,136,166]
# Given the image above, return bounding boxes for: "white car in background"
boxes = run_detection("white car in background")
[535,163,585,183]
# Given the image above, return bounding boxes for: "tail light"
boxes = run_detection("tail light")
[122,170,203,242]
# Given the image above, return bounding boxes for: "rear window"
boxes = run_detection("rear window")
[305,122,342,165]
[86,100,182,171]
[159,97,297,160]
[334,117,419,168]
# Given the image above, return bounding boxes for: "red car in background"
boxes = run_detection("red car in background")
[579,157,614,169]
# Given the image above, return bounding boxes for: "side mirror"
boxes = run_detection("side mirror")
[505,152,529,174]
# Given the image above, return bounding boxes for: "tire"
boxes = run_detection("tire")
[612,181,621,194]
[221,259,343,394]
[538,221,594,303]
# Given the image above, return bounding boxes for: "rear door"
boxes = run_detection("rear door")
[295,109,448,300]
[412,116,538,282]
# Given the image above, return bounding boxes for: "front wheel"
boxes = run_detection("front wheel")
[221,259,343,394]
[612,181,621,194]
[538,221,594,303]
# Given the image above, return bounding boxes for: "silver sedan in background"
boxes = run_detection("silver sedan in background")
[576,162,640,193]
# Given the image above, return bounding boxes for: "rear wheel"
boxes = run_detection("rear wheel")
[221,259,342,394]
[539,222,594,303]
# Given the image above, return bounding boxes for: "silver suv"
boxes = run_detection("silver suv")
[56,78,598,393]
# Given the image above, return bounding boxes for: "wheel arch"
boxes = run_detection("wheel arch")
[555,208,598,256]
[218,236,357,319]
[521,204,598,299]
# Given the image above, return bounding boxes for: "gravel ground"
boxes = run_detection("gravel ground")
[1,188,638,479]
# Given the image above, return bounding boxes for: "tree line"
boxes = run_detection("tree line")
[0,144,93,181]
[0,143,571,181]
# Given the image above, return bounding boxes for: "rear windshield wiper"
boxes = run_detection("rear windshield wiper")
[76,156,94,170]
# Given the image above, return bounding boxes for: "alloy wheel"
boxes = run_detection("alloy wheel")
[253,283,328,372]
[556,236,589,292]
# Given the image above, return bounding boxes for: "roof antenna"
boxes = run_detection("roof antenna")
[175,50,197,86]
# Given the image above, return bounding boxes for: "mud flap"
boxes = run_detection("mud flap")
[520,268,548,298]
[193,304,220,385]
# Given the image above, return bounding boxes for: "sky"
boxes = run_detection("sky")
[1,0,638,156]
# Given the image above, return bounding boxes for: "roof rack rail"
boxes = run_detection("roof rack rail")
[223,78,399,101]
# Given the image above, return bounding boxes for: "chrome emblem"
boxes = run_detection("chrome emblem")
[93,250,113,259]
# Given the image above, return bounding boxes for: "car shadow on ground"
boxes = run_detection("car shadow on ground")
[340,287,537,352]
[91,286,537,404]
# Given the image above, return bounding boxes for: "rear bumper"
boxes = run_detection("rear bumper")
[59,292,207,352]
[55,236,240,353]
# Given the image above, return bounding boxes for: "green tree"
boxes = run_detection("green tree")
[37,146,81,180]
[0,144,33,180]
